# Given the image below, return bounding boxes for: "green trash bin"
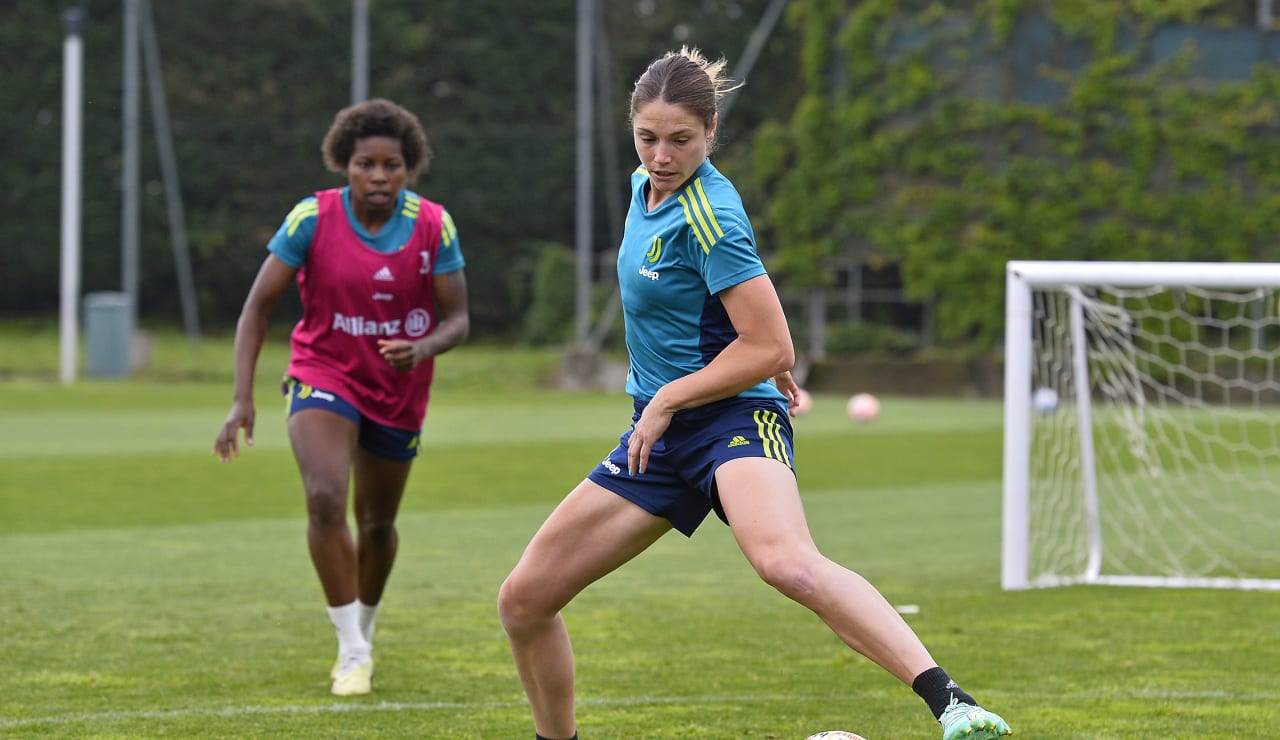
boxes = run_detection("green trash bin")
[84,291,132,378]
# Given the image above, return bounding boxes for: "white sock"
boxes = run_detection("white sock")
[358,600,380,643]
[327,601,370,658]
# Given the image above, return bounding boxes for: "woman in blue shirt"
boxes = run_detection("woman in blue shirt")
[498,47,1012,740]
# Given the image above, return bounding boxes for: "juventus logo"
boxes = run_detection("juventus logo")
[419,251,431,275]
[646,237,662,263]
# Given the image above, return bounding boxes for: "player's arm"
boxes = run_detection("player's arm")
[214,254,296,461]
[232,255,296,398]
[427,268,470,352]
[656,274,794,411]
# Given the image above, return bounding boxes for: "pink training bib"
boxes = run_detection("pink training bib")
[286,188,445,429]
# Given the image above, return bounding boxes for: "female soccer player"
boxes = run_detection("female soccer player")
[497,49,1012,739]
[214,98,469,696]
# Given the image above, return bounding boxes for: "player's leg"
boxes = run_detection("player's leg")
[287,406,367,693]
[350,430,415,610]
[315,446,410,695]
[498,479,672,740]
[716,457,936,683]
[717,458,1011,738]
[288,406,361,607]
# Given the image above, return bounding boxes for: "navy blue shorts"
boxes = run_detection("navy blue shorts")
[282,377,421,462]
[587,396,795,537]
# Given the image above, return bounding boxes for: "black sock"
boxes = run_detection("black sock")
[912,666,977,720]
[535,734,577,740]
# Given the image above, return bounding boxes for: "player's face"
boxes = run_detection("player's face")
[345,136,407,213]
[632,100,715,208]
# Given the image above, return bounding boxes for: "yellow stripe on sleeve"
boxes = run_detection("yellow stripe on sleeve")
[441,210,457,247]
[678,178,725,255]
[692,179,725,240]
[677,193,711,254]
[285,202,318,237]
[402,193,421,219]
[684,180,721,249]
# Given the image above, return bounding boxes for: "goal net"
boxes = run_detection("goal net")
[1002,261,1280,591]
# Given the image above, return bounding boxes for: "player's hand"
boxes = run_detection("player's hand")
[773,371,802,416]
[628,400,674,475]
[378,338,421,372]
[214,401,255,463]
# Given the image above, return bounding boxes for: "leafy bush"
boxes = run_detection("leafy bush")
[519,243,576,347]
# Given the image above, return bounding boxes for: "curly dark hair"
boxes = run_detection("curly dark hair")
[321,98,432,180]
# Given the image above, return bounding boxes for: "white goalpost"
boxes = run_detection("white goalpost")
[1002,261,1280,591]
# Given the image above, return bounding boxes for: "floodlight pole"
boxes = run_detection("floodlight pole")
[574,0,593,348]
[583,7,624,351]
[352,0,369,103]
[122,0,141,328]
[59,6,85,385]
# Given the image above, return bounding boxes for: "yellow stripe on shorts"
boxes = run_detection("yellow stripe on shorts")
[753,408,792,468]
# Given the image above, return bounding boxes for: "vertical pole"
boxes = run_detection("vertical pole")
[122,0,141,328]
[574,0,594,347]
[807,290,826,360]
[592,8,622,249]
[1068,292,1102,582]
[59,6,85,385]
[352,0,369,103]
[1001,264,1032,589]
[140,0,200,344]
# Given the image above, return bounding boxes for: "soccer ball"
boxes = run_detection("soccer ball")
[1032,386,1059,414]
[793,388,814,417]
[804,732,868,740]
[846,392,880,423]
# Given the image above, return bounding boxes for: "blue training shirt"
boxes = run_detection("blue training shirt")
[267,187,465,273]
[617,159,785,404]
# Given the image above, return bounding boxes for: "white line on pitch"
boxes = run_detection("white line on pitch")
[0,695,774,730]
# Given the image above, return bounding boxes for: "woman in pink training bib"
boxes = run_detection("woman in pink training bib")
[213,98,469,696]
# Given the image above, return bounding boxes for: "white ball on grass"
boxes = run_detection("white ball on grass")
[1033,386,1059,414]
[846,392,880,423]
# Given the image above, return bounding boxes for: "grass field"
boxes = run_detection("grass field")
[1,328,1277,738]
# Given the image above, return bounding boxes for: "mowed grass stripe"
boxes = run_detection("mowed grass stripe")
[0,388,1006,534]
[0,428,1005,534]
[0,389,1002,458]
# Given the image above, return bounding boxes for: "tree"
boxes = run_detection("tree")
[748,0,1280,350]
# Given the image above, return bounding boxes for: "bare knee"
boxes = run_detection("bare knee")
[303,479,348,530]
[752,551,823,603]
[498,572,560,639]
[496,575,533,633]
[357,517,397,548]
